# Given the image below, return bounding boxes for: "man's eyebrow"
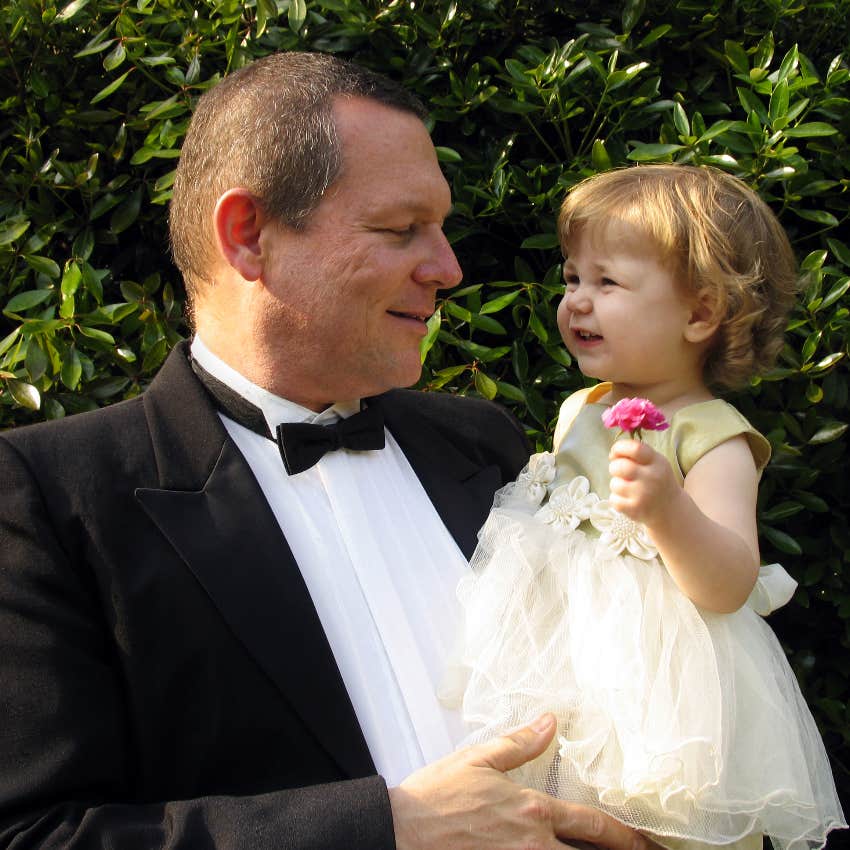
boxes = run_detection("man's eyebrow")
[370,199,454,220]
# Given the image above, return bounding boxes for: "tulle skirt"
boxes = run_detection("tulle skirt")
[441,491,846,850]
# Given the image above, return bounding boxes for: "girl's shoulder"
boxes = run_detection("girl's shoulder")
[552,383,613,453]
[665,398,771,476]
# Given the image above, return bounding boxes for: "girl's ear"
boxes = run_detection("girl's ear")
[213,188,267,282]
[684,290,722,344]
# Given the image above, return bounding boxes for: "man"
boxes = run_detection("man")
[0,52,648,849]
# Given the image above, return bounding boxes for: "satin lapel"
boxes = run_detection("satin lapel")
[135,344,374,779]
[376,393,500,560]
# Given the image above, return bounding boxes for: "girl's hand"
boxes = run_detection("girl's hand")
[608,439,682,527]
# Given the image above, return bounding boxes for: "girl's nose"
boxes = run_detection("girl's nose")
[563,286,592,313]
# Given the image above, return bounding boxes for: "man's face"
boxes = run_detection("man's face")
[256,97,462,410]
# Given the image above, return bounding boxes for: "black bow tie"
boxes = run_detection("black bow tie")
[190,356,385,475]
[276,405,385,474]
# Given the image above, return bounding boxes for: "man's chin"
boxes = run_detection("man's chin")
[364,359,424,397]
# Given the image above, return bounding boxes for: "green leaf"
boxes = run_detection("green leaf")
[435,146,462,163]
[256,0,277,37]
[103,41,126,71]
[769,79,789,125]
[60,346,83,390]
[0,219,31,245]
[25,255,61,279]
[760,501,805,523]
[697,120,737,142]
[777,45,799,82]
[761,525,802,556]
[480,290,523,315]
[6,378,41,410]
[44,398,66,420]
[817,279,850,310]
[140,54,176,67]
[672,102,690,136]
[809,421,848,445]
[621,0,644,33]
[59,292,76,319]
[700,154,738,168]
[419,308,441,363]
[474,370,498,400]
[494,381,526,403]
[78,326,116,345]
[444,301,473,322]
[801,250,828,272]
[724,40,749,75]
[826,239,850,267]
[88,377,129,399]
[73,228,95,262]
[288,0,307,33]
[627,143,685,161]
[25,340,48,382]
[527,308,548,343]
[74,36,116,59]
[635,24,670,49]
[5,289,54,313]
[110,190,142,234]
[795,209,839,227]
[753,30,774,70]
[0,327,22,358]
[591,139,611,172]
[521,233,560,250]
[607,63,650,93]
[61,261,83,297]
[55,0,91,22]
[783,122,838,138]
[90,70,132,105]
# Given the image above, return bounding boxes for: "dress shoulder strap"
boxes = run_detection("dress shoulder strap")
[552,382,612,453]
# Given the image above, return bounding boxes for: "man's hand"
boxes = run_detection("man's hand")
[388,714,651,850]
[607,439,681,527]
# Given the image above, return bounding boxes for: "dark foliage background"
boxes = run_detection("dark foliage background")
[2,0,848,830]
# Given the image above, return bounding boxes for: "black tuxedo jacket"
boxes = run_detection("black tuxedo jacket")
[0,343,530,850]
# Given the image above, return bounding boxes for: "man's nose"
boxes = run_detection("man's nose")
[415,228,463,289]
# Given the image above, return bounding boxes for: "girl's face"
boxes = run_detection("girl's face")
[556,221,707,401]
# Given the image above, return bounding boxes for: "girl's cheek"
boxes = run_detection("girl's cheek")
[556,297,571,340]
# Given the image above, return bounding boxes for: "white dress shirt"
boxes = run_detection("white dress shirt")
[191,337,468,785]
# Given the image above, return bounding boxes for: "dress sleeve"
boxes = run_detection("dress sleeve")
[672,400,771,477]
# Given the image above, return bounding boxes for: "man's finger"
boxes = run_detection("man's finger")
[552,801,653,850]
[468,713,557,773]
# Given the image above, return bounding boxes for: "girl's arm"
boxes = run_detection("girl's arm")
[608,436,760,613]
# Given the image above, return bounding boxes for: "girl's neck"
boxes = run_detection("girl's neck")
[600,379,715,417]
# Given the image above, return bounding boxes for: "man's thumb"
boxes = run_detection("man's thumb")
[473,713,557,774]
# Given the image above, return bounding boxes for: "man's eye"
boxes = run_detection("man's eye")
[386,226,415,237]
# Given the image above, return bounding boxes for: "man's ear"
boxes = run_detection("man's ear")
[213,188,267,282]
[684,290,722,344]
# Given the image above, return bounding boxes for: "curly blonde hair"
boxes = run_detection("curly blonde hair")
[558,164,799,390]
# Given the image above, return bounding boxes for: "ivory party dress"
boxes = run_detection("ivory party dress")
[442,383,846,850]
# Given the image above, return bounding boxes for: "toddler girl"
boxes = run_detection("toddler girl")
[443,165,846,850]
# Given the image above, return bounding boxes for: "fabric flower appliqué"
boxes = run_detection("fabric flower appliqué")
[535,476,599,532]
[590,500,658,560]
[516,451,557,505]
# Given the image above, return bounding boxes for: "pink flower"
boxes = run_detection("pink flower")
[602,397,669,438]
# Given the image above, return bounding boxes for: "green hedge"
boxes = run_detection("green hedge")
[1,0,848,821]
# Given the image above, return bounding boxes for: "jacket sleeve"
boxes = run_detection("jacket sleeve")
[0,435,395,850]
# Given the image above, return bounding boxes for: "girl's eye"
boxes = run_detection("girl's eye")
[601,277,619,287]
[563,274,579,289]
